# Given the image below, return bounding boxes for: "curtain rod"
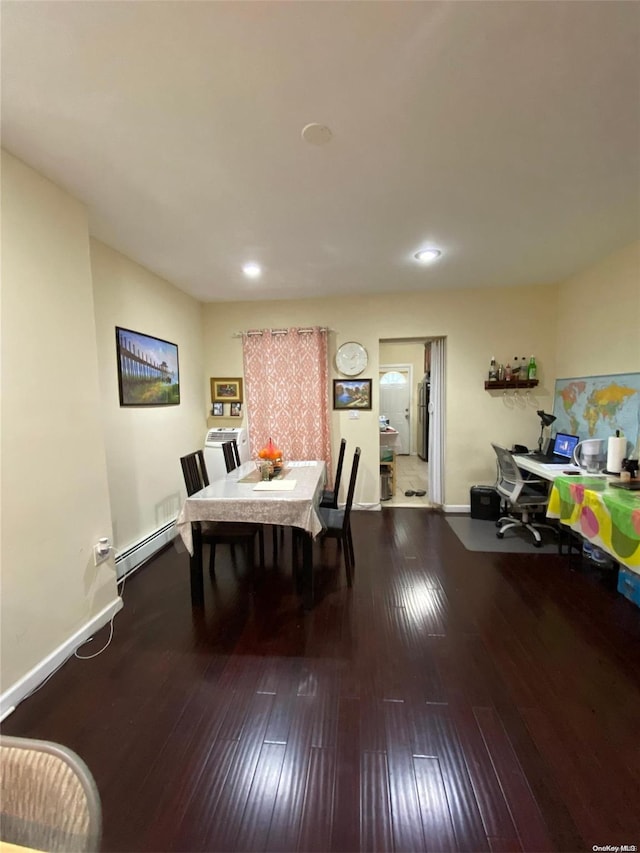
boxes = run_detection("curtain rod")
[232,327,331,338]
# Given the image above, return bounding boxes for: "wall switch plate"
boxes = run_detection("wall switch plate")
[348,411,360,419]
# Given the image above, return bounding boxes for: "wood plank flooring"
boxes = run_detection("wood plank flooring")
[3,509,640,852]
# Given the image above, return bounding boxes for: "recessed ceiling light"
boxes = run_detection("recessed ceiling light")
[414,249,442,263]
[242,262,262,279]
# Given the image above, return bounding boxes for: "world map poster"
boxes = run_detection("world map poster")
[553,372,640,454]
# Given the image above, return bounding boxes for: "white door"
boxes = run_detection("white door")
[379,366,411,454]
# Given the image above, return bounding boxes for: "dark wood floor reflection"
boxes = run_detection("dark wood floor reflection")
[3,510,640,852]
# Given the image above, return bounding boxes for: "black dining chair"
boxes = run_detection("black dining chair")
[225,439,285,562]
[320,438,346,509]
[180,450,264,577]
[318,446,360,586]
[222,440,240,473]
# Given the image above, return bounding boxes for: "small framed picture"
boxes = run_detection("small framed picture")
[230,402,242,417]
[211,402,224,416]
[211,377,243,403]
[333,379,372,410]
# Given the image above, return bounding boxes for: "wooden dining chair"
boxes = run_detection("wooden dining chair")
[222,440,239,473]
[223,440,284,562]
[320,438,346,509]
[317,446,360,586]
[180,450,264,577]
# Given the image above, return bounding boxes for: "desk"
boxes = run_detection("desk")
[512,454,582,481]
[547,475,640,571]
[513,455,640,571]
[176,460,326,608]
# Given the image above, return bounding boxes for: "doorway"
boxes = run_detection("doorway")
[378,338,444,508]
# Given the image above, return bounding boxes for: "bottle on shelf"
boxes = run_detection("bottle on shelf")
[488,356,497,382]
[521,357,527,380]
[528,355,537,380]
[505,362,512,381]
[497,363,505,381]
[513,357,519,380]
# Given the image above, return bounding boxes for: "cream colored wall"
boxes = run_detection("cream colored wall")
[203,286,559,508]
[90,240,206,552]
[556,240,640,378]
[379,341,426,454]
[1,152,118,690]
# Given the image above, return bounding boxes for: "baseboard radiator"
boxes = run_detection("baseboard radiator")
[115,519,177,579]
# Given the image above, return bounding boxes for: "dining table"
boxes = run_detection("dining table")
[175,459,327,609]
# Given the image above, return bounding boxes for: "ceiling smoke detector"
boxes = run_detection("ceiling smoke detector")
[301,123,333,145]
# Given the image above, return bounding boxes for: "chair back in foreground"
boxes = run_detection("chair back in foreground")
[320,437,347,509]
[0,735,102,852]
[491,443,556,547]
[318,446,361,586]
[180,449,209,495]
[179,451,264,577]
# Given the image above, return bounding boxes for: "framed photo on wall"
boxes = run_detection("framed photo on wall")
[211,402,224,416]
[211,377,243,403]
[116,327,180,407]
[230,402,242,417]
[333,379,372,410]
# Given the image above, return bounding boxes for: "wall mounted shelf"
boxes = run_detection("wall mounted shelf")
[484,379,539,390]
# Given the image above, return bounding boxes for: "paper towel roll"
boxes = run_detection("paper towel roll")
[607,436,626,473]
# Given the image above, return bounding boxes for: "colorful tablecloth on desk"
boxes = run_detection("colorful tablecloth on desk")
[547,476,640,570]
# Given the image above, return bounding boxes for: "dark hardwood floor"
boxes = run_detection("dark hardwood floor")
[3,510,640,853]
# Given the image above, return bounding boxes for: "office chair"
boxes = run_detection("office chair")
[491,443,557,547]
[180,450,264,575]
[0,735,102,852]
[318,446,361,585]
[320,438,346,509]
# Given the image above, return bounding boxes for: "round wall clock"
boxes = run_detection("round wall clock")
[336,341,368,376]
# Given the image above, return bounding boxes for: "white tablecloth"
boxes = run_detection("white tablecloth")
[176,460,326,554]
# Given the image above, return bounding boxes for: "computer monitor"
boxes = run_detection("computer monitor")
[552,432,579,460]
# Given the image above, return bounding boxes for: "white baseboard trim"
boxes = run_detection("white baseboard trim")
[445,504,471,513]
[0,596,123,721]
[115,519,177,579]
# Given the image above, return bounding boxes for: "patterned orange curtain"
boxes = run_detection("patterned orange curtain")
[242,328,332,470]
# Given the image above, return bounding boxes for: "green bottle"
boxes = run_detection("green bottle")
[528,355,537,380]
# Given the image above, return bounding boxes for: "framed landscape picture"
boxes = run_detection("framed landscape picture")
[333,379,372,410]
[116,327,180,407]
[211,377,243,403]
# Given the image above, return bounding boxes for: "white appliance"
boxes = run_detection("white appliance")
[203,427,249,481]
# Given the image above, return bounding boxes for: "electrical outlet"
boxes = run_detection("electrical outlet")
[93,539,111,566]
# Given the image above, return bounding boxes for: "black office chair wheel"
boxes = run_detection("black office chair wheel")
[496,531,504,539]
[533,540,543,548]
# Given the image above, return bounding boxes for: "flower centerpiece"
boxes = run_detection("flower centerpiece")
[257,437,284,478]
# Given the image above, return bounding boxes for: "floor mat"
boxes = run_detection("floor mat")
[445,514,559,554]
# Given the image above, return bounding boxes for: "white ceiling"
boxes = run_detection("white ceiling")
[2,1,639,303]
